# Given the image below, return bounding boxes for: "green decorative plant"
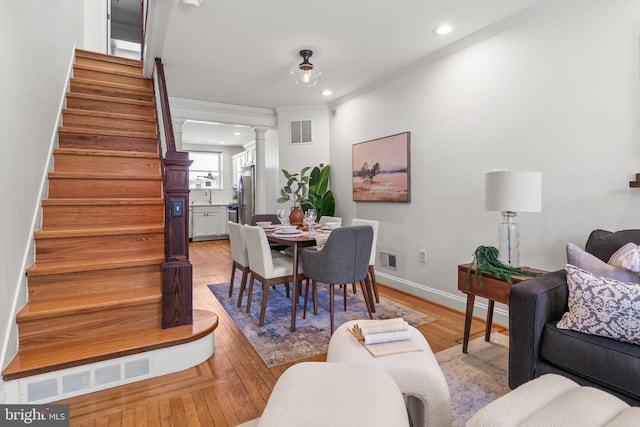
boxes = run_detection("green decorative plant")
[277,167,311,207]
[467,246,540,288]
[303,165,335,218]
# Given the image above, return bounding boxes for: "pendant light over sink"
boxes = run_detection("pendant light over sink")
[291,49,322,87]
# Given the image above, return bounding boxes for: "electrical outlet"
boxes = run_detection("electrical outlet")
[419,249,427,263]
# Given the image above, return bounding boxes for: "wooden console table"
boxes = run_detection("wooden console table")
[457,263,545,353]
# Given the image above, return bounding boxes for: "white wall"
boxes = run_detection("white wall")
[330,0,640,325]
[275,105,331,212]
[0,1,97,374]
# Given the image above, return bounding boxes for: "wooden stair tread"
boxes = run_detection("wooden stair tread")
[75,49,143,68]
[18,288,161,321]
[35,225,164,239]
[48,171,161,180]
[70,77,152,95]
[58,126,156,139]
[42,198,164,206]
[73,63,147,81]
[63,108,156,123]
[54,148,161,159]
[65,92,154,108]
[26,255,165,276]
[2,310,218,381]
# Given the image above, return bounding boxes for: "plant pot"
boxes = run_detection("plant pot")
[289,206,304,226]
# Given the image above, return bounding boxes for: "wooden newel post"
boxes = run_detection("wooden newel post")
[162,151,193,328]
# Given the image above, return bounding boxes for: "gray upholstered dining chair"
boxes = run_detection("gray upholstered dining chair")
[243,225,305,326]
[300,225,374,334]
[250,213,281,226]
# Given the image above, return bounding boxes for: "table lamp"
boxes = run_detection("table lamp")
[485,170,542,267]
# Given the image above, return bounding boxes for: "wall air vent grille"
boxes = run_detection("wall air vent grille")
[380,251,398,270]
[290,120,312,144]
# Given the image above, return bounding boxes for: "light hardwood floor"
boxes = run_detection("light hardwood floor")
[60,239,507,426]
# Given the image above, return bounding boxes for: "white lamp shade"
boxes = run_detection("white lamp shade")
[485,171,542,213]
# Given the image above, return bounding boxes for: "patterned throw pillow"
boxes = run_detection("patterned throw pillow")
[557,264,640,345]
[609,242,640,273]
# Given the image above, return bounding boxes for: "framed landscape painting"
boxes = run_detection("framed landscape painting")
[352,132,410,202]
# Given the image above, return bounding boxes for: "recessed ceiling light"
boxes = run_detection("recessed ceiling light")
[433,23,453,35]
[321,89,332,96]
[219,141,225,144]
[234,132,241,136]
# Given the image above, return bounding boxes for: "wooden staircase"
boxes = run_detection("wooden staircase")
[3,50,216,382]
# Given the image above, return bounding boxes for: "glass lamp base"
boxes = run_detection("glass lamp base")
[498,211,519,267]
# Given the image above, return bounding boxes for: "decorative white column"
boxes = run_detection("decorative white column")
[172,118,186,151]
[253,126,269,214]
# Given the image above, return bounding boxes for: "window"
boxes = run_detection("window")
[188,151,222,189]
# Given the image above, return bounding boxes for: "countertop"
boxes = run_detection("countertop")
[189,203,232,208]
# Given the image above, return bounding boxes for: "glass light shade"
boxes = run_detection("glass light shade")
[290,65,322,87]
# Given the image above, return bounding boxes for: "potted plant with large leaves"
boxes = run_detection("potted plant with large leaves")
[303,165,335,218]
[277,166,311,225]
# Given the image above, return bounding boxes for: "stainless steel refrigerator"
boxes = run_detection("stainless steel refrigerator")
[237,164,255,224]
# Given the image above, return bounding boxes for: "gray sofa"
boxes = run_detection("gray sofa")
[509,229,640,406]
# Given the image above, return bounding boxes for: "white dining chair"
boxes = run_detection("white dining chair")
[351,218,380,303]
[319,216,342,226]
[227,221,251,307]
[243,225,306,326]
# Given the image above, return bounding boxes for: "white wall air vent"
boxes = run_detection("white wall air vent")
[380,251,398,270]
[290,120,312,144]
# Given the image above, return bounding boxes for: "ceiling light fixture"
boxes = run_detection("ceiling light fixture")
[291,49,322,87]
[321,89,332,96]
[433,23,453,35]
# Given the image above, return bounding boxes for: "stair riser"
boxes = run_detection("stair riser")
[54,153,161,176]
[58,133,158,153]
[73,67,152,89]
[48,178,162,198]
[35,233,164,262]
[18,302,161,352]
[42,204,164,228]
[62,112,156,133]
[66,96,154,117]
[75,57,143,76]
[70,81,153,102]
[27,265,162,303]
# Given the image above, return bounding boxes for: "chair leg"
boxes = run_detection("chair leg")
[364,275,376,314]
[359,280,374,319]
[303,280,310,319]
[285,283,290,299]
[329,284,335,334]
[237,267,249,308]
[259,283,270,326]
[343,283,347,312]
[369,265,380,303]
[312,280,318,315]
[228,263,237,297]
[246,275,255,314]
[351,283,357,294]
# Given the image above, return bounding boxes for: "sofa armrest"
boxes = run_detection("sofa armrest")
[508,269,569,389]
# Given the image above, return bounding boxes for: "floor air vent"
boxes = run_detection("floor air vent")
[380,251,398,270]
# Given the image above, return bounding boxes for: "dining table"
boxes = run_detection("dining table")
[265,226,319,332]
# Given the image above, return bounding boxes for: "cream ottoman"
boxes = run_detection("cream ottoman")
[236,361,410,427]
[467,374,640,427]
[326,320,452,427]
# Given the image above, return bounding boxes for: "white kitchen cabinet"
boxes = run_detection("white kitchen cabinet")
[192,205,228,241]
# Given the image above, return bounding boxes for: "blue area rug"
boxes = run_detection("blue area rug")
[208,278,435,367]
